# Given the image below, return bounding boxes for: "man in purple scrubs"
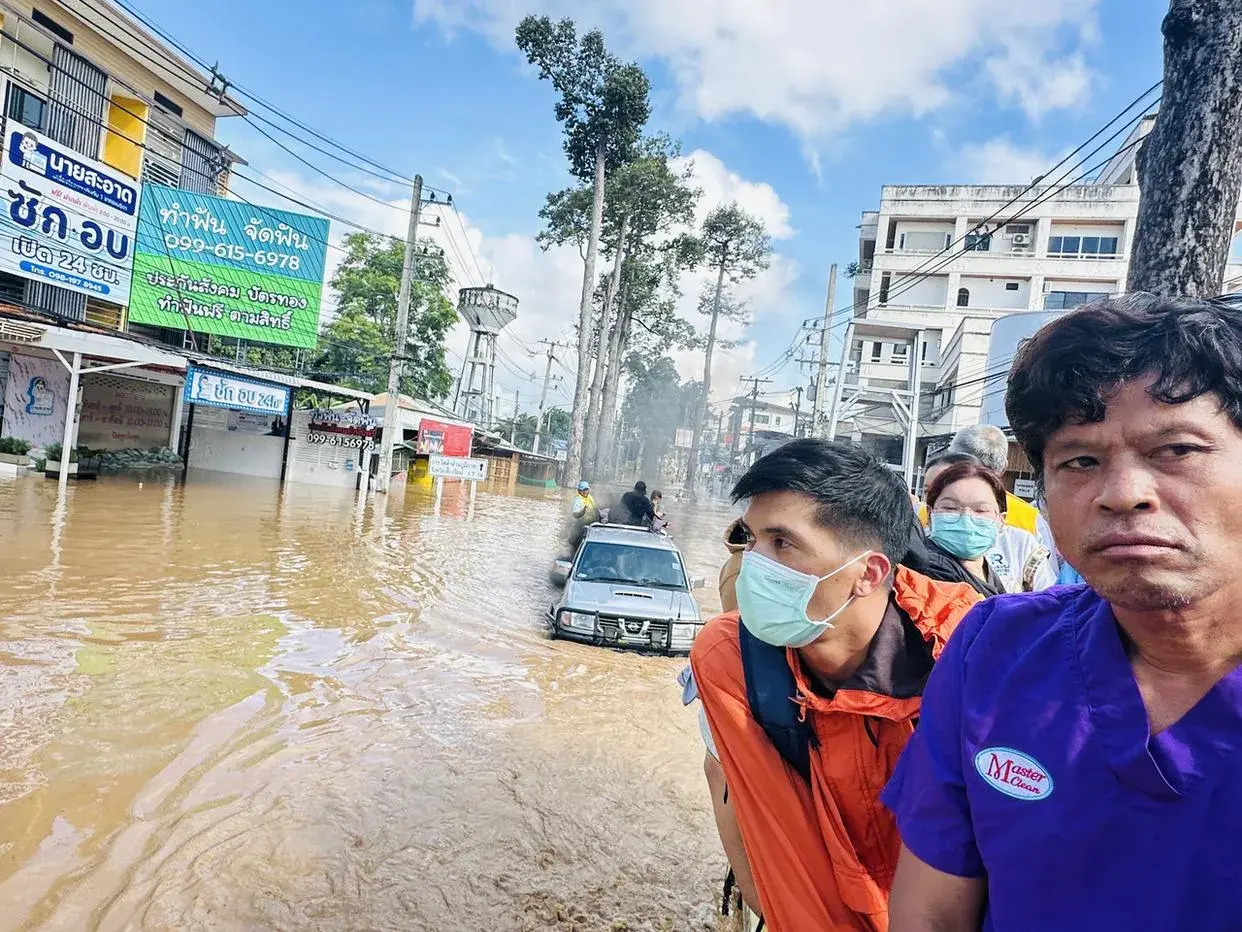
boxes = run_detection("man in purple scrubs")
[882,293,1242,930]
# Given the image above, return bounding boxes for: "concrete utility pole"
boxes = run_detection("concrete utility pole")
[1129,0,1242,296]
[740,376,773,468]
[376,174,424,494]
[810,263,837,437]
[532,340,564,455]
[511,388,520,445]
[792,386,803,438]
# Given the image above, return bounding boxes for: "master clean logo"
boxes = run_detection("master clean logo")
[974,747,1054,800]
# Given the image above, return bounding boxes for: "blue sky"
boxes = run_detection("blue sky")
[141,0,1168,416]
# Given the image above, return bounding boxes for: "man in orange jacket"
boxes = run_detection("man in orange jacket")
[691,439,979,931]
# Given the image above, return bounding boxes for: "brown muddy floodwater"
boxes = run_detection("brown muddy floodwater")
[0,473,742,932]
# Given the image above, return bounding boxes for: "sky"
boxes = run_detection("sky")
[139,0,1170,420]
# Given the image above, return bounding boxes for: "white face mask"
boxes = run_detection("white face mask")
[734,549,869,648]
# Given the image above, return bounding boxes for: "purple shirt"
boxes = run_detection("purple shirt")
[882,586,1242,930]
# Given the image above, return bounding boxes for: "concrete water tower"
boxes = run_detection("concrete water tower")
[454,284,519,427]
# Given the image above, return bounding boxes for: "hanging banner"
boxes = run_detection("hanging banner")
[0,120,141,303]
[183,365,290,416]
[128,185,329,349]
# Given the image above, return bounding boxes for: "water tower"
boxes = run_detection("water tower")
[454,284,519,427]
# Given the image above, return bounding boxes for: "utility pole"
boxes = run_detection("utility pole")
[376,174,424,494]
[532,340,566,455]
[810,263,837,438]
[511,388,520,445]
[740,376,773,468]
[791,386,803,438]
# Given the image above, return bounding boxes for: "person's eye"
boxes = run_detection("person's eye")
[1156,443,1209,460]
[1055,455,1097,471]
[773,537,792,551]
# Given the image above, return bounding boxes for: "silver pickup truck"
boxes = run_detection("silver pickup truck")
[548,524,705,654]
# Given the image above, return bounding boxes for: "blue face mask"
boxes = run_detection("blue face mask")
[929,512,1001,559]
[734,549,869,648]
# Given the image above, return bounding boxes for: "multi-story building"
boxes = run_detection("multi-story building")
[832,117,1242,486]
[0,0,242,328]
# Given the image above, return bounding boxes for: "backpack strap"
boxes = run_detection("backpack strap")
[738,619,815,782]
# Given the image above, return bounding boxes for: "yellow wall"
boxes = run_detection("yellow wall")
[102,94,146,178]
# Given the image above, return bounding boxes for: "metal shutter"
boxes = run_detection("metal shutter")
[46,44,106,156]
[181,129,225,195]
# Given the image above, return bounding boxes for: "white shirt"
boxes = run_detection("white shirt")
[986,525,1057,593]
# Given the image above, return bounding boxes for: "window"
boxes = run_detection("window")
[956,287,970,307]
[6,84,46,131]
[891,342,909,361]
[1005,223,1032,235]
[900,230,953,252]
[1049,234,1120,258]
[32,9,73,43]
[964,232,991,252]
[153,91,183,118]
[774,416,783,426]
[754,413,771,425]
[1044,291,1110,310]
[871,341,884,361]
[878,273,891,304]
[1005,282,1020,291]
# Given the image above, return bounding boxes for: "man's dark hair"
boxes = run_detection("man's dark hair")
[1006,293,1242,475]
[634,481,647,495]
[731,438,913,563]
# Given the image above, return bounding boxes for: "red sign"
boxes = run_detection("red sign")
[416,419,472,457]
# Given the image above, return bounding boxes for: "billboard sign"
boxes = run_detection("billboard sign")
[183,365,290,416]
[414,418,472,457]
[128,185,330,348]
[0,120,141,303]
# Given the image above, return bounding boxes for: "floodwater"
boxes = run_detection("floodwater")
[0,472,741,931]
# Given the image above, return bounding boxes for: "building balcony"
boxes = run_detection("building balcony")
[875,248,1127,280]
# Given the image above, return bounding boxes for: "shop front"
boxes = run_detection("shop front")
[180,364,292,480]
[285,409,377,488]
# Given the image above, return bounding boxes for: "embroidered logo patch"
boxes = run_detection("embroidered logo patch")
[974,747,1054,801]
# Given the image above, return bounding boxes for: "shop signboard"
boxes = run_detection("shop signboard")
[78,374,174,450]
[428,454,488,481]
[1013,478,1037,500]
[415,418,472,457]
[183,365,290,416]
[306,409,377,451]
[128,185,329,348]
[0,120,141,303]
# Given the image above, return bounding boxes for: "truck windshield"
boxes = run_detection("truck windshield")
[574,542,687,589]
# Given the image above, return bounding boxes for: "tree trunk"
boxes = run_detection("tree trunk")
[583,214,629,474]
[595,282,633,479]
[1129,0,1242,297]
[564,141,608,486]
[684,262,728,495]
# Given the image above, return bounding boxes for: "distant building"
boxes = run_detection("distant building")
[835,115,1242,487]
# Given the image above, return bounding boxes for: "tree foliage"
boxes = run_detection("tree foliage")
[317,233,458,400]
[495,407,571,451]
[617,354,683,475]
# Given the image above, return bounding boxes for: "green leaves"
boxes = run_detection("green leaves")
[315,232,459,401]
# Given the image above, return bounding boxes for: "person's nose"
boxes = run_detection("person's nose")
[1094,461,1157,513]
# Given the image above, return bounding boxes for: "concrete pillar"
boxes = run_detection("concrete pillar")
[1028,275,1046,310]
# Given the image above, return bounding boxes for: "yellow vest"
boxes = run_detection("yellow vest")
[919,492,1039,535]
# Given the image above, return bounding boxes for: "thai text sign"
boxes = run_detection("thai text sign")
[128,185,330,348]
[307,409,376,450]
[428,454,488,481]
[183,365,290,416]
[0,120,141,303]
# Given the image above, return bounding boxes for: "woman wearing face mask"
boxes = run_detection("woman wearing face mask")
[924,461,1056,595]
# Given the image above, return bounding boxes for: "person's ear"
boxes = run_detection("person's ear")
[854,551,893,598]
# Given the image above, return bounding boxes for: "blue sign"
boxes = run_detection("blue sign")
[183,365,290,416]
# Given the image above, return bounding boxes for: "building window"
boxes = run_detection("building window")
[956,287,970,307]
[32,9,73,43]
[153,91,184,118]
[1044,291,1110,310]
[871,341,884,361]
[1005,282,1020,291]
[6,84,46,131]
[964,232,991,252]
[891,342,909,362]
[774,416,783,426]
[1048,235,1120,257]
[753,413,770,425]
[878,272,891,304]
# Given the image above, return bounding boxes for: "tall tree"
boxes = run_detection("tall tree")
[683,204,771,495]
[516,16,651,485]
[1128,0,1242,296]
[317,233,458,399]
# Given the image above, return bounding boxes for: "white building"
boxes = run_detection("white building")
[831,118,1242,485]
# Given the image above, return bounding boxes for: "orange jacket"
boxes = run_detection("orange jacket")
[691,567,980,931]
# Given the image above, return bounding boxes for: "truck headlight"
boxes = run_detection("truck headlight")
[563,611,596,632]
[672,623,698,641]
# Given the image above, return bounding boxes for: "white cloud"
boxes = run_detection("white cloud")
[954,137,1060,185]
[412,0,1099,137]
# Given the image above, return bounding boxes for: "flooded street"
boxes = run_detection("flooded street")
[0,474,738,931]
